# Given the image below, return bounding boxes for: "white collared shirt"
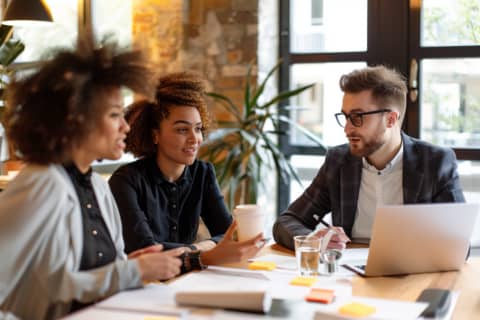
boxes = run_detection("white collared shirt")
[351,144,404,240]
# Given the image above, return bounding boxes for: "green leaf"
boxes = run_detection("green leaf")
[250,60,282,107]
[0,40,25,66]
[200,58,325,207]
[0,25,14,48]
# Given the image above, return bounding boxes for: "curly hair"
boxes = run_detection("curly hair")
[125,72,211,158]
[4,37,157,164]
[339,65,407,122]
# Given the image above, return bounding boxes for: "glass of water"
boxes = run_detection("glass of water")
[294,235,321,276]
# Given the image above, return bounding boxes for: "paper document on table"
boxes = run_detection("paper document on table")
[94,283,188,317]
[249,254,297,271]
[313,296,427,320]
[265,271,352,300]
[169,267,270,293]
[340,248,368,264]
[334,248,369,276]
[63,307,188,320]
[206,265,271,280]
[251,249,369,277]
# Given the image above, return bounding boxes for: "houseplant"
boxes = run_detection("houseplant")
[199,61,326,209]
[0,24,25,108]
[0,25,24,167]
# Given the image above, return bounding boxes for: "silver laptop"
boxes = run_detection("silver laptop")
[342,202,479,277]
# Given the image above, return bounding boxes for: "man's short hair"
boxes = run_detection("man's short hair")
[339,65,407,123]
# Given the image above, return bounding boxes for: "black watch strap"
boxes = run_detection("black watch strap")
[180,250,207,273]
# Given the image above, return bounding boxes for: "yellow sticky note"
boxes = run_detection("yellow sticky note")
[338,302,376,317]
[289,276,317,287]
[248,261,277,270]
[144,316,179,320]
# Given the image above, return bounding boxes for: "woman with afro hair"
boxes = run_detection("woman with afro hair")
[0,38,185,319]
[109,72,265,267]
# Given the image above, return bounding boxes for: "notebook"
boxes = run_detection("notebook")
[342,202,479,277]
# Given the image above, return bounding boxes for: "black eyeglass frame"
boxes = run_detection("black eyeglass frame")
[334,109,392,128]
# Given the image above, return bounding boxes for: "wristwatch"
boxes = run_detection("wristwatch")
[180,250,207,273]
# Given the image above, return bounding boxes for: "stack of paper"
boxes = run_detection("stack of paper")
[169,267,272,312]
[175,291,271,313]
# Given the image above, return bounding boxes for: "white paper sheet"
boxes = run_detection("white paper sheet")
[340,248,369,265]
[62,307,184,320]
[252,250,369,278]
[168,267,270,293]
[249,254,297,271]
[313,296,428,320]
[94,283,188,316]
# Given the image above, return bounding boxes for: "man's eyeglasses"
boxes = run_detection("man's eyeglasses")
[335,109,392,128]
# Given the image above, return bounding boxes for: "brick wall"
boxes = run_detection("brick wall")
[132,0,259,121]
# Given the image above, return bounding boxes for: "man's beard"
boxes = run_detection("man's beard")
[348,128,386,158]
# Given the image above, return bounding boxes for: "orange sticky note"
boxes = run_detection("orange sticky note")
[289,276,317,287]
[305,288,335,304]
[248,261,277,270]
[338,302,376,317]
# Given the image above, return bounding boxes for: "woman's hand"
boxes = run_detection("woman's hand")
[200,221,265,265]
[128,244,164,259]
[134,247,185,281]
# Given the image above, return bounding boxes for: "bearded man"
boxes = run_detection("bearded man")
[272,65,465,250]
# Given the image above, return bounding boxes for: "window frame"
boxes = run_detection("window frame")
[278,0,480,212]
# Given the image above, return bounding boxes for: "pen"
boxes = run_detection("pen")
[306,219,331,238]
[318,219,331,229]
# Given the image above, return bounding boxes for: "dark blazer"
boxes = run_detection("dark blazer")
[273,132,466,249]
[109,158,232,253]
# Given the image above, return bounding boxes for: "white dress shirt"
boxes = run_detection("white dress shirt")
[352,144,404,240]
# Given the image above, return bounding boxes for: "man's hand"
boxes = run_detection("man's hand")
[314,226,350,250]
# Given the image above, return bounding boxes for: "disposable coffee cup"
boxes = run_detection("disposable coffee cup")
[233,204,265,241]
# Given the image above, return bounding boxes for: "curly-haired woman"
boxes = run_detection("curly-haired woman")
[109,72,264,266]
[0,40,185,320]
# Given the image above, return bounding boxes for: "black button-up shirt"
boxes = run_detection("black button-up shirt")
[64,164,116,270]
[109,157,232,253]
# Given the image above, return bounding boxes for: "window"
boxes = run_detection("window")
[289,0,366,53]
[12,0,78,62]
[11,0,132,63]
[7,0,133,172]
[311,0,324,26]
[279,0,480,245]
